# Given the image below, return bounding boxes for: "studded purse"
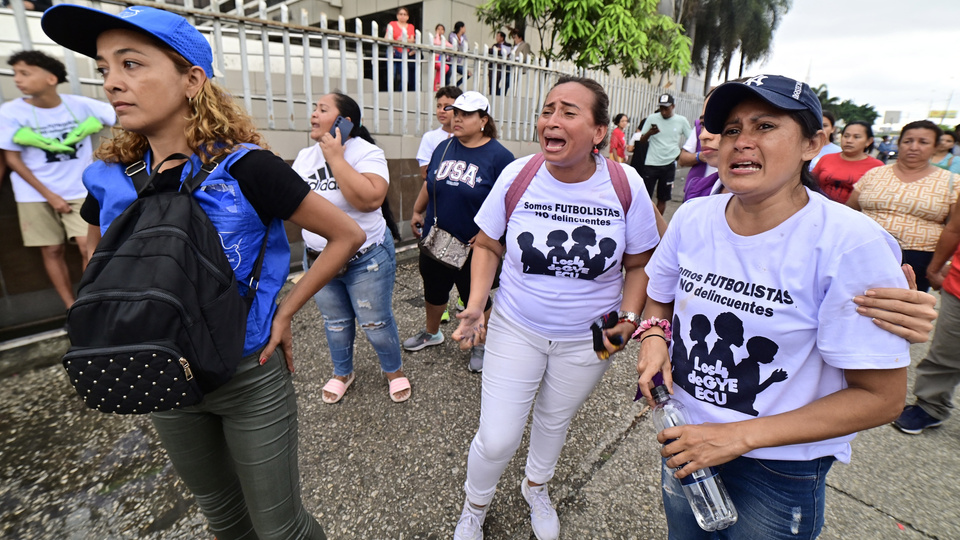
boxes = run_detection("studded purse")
[62,342,204,414]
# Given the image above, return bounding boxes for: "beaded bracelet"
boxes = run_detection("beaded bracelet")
[631,317,672,342]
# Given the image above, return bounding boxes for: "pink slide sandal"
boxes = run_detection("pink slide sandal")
[321,373,355,404]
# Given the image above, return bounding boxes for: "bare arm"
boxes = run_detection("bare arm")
[260,191,365,370]
[409,180,429,238]
[3,150,71,213]
[845,188,862,211]
[318,132,389,212]
[86,224,102,254]
[926,203,960,289]
[451,231,504,349]
[677,149,699,168]
[660,366,906,479]
[597,250,654,358]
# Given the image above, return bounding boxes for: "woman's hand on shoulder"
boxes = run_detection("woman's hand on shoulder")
[854,264,937,344]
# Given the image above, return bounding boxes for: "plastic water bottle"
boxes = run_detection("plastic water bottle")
[650,376,738,531]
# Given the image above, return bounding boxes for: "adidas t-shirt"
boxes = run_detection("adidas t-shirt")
[645,190,911,463]
[0,94,115,202]
[292,137,389,251]
[475,155,660,340]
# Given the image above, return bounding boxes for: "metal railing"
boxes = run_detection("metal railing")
[1,0,703,141]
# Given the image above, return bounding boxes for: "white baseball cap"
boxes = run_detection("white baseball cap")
[444,91,490,114]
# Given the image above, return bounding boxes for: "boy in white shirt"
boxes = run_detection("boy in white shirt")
[0,51,115,308]
[415,86,463,180]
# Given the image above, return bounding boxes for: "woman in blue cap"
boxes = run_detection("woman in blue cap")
[636,74,912,539]
[41,5,364,538]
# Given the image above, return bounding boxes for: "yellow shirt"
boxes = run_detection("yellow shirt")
[854,164,959,251]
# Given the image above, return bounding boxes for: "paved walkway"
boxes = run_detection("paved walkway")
[1,183,958,539]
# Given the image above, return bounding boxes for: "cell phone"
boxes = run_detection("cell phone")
[590,311,620,359]
[329,116,354,144]
[650,123,658,129]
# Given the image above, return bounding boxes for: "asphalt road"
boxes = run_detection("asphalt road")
[1,176,958,539]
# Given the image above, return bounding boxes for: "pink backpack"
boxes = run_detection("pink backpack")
[504,153,632,222]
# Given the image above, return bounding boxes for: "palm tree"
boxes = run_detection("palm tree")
[682,0,791,94]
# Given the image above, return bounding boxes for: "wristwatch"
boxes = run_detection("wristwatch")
[618,310,640,326]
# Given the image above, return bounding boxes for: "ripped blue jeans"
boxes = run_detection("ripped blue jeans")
[306,234,403,376]
[662,455,834,539]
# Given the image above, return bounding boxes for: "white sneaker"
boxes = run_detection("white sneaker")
[454,500,487,540]
[521,478,559,540]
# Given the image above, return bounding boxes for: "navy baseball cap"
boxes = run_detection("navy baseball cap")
[703,74,822,134]
[42,5,214,78]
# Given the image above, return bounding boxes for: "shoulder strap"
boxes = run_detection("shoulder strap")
[125,152,265,306]
[431,138,456,226]
[504,154,633,223]
[605,157,632,215]
[124,153,223,196]
[505,153,545,222]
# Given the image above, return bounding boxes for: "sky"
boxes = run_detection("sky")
[719,0,960,128]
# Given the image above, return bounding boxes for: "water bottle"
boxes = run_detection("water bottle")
[650,376,738,531]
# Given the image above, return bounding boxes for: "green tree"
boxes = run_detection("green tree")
[814,84,879,125]
[476,0,692,79]
[683,0,791,93]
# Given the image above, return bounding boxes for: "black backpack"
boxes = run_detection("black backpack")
[62,154,266,414]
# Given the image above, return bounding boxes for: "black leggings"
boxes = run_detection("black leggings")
[419,250,499,310]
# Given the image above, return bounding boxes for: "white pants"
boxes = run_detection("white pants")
[463,308,612,505]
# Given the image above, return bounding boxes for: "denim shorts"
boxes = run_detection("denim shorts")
[662,455,835,540]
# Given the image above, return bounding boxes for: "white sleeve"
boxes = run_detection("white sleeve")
[682,130,698,153]
[816,231,911,369]
[629,132,643,144]
[645,205,687,303]
[0,103,22,151]
[83,96,117,127]
[353,143,390,182]
[475,157,528,240]
[416,133,435,166]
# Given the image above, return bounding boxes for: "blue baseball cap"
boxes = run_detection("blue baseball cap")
[42,5,214,78]
[703,74,821,134]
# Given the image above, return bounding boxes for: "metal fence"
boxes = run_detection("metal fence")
[1,0,703,141]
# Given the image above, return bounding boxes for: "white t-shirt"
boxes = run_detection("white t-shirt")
[475,155,661,340]
[645,190,910,463]
[0,94,115,203]
[682,130,718,177]
[416,126,453,166]
[292,137,389,251]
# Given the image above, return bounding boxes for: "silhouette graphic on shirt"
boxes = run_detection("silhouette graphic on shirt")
[517,231,548,274]
[679,311,788,415]
[544,230,569,263]
[673,313,711,395]
[568,225,596,262]
[517,227,619,280]
[581,237,619,279]
[727,336,787,416]
[708,312,744,379]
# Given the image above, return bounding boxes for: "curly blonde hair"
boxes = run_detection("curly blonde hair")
[95,48,267,165]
